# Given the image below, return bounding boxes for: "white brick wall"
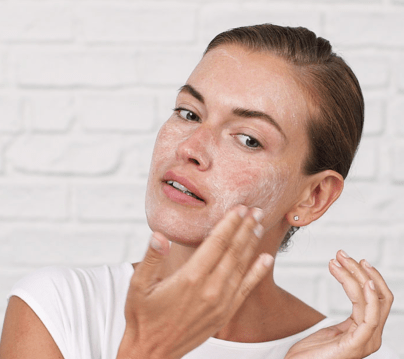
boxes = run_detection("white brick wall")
[79,4,198,43]
[325,11,404,47]
[0,52,5,86]
[0,4,73,42]
[0,0,403,356]
[15,48,138,87]
[0,96,21,133]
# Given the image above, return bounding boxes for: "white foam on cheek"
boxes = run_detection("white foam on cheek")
[205,140,291,229]
[153,121,186,161]
[145,118,294,243]
[254,165,289,218]
[209,182,248,217]
[145,121,217,239]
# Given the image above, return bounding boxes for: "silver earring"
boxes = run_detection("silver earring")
[294,215,299,221]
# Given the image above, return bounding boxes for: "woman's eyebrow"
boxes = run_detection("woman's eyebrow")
[178,84,287,142]
[233,107,287,142]
[178,84,205,104]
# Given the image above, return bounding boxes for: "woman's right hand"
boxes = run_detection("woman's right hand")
[284,252,394,359]
[116,205,274,359]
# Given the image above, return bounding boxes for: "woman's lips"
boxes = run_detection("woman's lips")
[162,183,206,206]
[162,170,206,206]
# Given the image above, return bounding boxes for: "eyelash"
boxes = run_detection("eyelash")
[234,134,263,149]
[173,107,263,149]
[173,107,201,122]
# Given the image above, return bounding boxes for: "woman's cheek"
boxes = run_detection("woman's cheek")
[210,160,290,227]
[152,122,185,161]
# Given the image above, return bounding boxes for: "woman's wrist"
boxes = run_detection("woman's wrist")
[116,329,171,359]
[116,331,144,359]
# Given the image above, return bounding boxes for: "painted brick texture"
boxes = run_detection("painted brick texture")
[0,1,403,357]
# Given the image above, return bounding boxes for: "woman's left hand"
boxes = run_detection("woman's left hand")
[285,250,394,359]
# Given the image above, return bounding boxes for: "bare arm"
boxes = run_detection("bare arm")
[0,296,64,359]
[0,205,270,359]
[117,205,272,359]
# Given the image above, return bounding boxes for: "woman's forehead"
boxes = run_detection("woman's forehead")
[184,45,310,128]
[193,45,292,78]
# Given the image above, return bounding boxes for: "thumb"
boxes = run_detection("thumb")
[134,232,171,288]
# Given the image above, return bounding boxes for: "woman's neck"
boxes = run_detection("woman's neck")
[156,240,325,344]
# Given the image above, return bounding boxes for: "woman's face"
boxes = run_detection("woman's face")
[145,45,312,246]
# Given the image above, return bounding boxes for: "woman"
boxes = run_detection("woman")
[0,24,396,359]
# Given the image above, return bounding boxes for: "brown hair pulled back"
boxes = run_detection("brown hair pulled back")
[204,24,364,250]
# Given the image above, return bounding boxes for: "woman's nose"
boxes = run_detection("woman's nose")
[176,127,213,171]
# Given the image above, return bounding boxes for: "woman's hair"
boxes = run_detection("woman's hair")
[204,24,364,251]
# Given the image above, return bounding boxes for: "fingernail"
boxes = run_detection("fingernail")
[363,259,372,269]
[260,253,273,268]
[340,250,350,258]
[252,207,264,223]
[332,259,342,268]
[254,224,264,239]
[238,205,248,218]
[150,235,162,251]
[369,280,375,291]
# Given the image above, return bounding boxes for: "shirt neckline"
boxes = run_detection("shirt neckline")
[205,317,337,349]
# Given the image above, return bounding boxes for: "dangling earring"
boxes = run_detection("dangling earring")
[293,215,299,221]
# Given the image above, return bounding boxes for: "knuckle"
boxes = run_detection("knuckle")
[214,233,230,252]
[185,272,201,287]
[227,246,240,263]
[142,252,159,267]
[387,290,394,304]
[240,282,252,299]
[368,320,379,331]
[202,287,221,306]
[228,238,245,260]
[239,270,259,298]
[235,260,246,277]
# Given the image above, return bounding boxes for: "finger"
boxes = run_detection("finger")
[236,221,264,275]
[188,204,247,275]
[215,207,264,283]
[329,258,367,324]
[336,250,372,289]
[232,253,274,313]
[335,317,354,333]
[351,280,381,354]
[132,232,171,289]
[360,260,394,328]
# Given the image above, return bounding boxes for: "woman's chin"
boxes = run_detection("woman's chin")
[153,227,207,248]
[169,237,204,248]
[145,201,215,243]
[146,215,210,248]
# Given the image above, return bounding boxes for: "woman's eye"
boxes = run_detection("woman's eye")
[235,134,262,149]
[174,108,200,122]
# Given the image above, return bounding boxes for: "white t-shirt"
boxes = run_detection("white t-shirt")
[7,263,398,359]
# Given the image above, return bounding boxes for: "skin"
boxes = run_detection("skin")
[145,46,312,249]
[143,45,345,342]
[0,44,394,359]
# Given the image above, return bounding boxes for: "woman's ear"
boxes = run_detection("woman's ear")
[286,170,344,227]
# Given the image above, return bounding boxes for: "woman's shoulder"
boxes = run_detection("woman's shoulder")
[9,262,134,303]
[7,262,135,359]
[8,262,135,324]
